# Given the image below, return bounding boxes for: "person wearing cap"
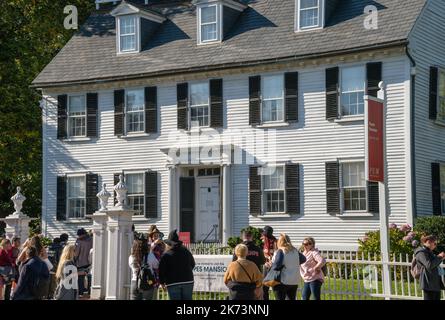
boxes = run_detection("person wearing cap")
[74,228,93,298]
[232,230,265,272]
[147,225,165,299]
[159,230,195,300]
[261,226,277,301]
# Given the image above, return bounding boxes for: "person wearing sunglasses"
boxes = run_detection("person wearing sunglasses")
[300,237,326,300]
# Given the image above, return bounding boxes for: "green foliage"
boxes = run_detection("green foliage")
[414,216,445,252]
[228,226,263,248]
[0,0,95,232]
[358,223,421,258]
[227,236,242,249]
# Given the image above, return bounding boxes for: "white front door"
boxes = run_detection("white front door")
[196,177,220,242]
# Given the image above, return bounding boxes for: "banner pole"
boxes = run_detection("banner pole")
[377,81,391,300]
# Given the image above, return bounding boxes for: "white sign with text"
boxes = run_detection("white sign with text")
[193,255,232,293]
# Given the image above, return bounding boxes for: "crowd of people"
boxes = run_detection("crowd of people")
[0,228,93,300]
[225,227,326,300]
[0,224,444,301]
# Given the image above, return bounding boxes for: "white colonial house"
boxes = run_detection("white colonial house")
[32,0,445,250]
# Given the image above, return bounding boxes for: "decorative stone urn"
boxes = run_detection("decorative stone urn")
[97,183,111,211]
[113,174,128,209]
[0,186,34,241]
[11,187,26,216]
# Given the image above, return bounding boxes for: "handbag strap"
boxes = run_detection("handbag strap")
[236,261,253,283]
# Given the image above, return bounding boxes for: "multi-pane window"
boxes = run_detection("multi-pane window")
[68,95,86,137]
[200,5,218,43]
[263,166,285,213]
[299,0,320,29]
[341,66,365,116]
[119,16,137,52]
[67,176,86,219]
[438,70,445,122]
[262,75,284,123]
[190,82,210,127]
[126,173,144,216]
[441,165,445,215]
[342,162,366,211]
[126,89,144,133]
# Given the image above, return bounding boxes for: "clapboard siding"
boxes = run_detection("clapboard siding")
[409,0,445,216]
[42,56,410,250]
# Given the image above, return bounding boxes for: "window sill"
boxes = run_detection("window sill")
[434,120,445,128]
[337,211,375,218]
[334,116,364,124]
[256,214,295,219]
[256,122,290,129]
[64,219,92,224]
[186,127,218,134]
[62,137,93,143]
[132,215,149,221]
[119,133,150,139]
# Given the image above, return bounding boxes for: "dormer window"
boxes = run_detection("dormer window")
[296,0,324,31]
[111,1,166,55]
[119,15,138,53]
[198,4,221,44]
[195,0,246,45]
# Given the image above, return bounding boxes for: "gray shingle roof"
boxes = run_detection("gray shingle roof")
[32,0,426,87]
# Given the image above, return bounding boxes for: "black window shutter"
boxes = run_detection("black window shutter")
[432,163,442,215]
[210,79,223,128]
[285,72,299,122]
[145,171,158,218]
[285,163,300,215]
[86,93,98,138]
[114,90,125,136]
[326,67,339,120]
[145,86,158,133]
[56,176,67,221]
[249,166,262,216]
[86,173,99,215]
[325,162,340,214]
[430,67,439,120]
[367,181,379,214]
[57,95,68,139]
[177,83,189,130]
[113,173,120,205]
[366,62,382,98]
[249,76,261,126]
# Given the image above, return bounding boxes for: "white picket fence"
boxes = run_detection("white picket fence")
[156,246,445,300]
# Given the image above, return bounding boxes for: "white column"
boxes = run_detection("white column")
[90,211,108,300]
[3,214,32,242]
[105,209,134,300]
[222,164,232,245]
[168,166,177,233]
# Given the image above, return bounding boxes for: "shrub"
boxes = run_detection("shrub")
[227,226,263,249]
[358,223,421,259]
[414,216,445,252]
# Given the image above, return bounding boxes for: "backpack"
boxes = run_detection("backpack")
[411,256,423,280]
[138,255,156,291]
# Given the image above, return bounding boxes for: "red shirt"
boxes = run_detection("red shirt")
[0,249,15,267]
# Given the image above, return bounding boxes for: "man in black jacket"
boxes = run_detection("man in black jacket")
[159,230,195,300]
[414,235,445,300]
[232,230,266,272]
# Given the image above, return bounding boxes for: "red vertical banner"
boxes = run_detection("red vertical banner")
[367,99,384,182]
[178,232,191,245]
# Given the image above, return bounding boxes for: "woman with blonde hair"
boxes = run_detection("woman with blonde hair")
[300,237,326,300]
[224,244,263,300]
[54,244,78,300]
[270,234,306,300]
